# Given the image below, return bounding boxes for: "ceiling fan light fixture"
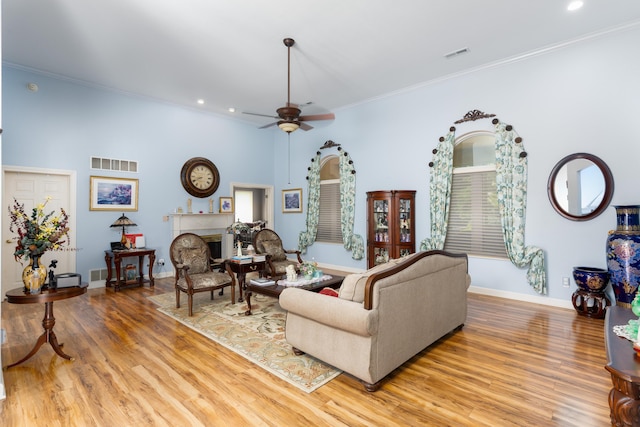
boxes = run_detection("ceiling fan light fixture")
[278,120,300,133]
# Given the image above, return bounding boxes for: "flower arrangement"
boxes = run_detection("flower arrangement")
[8,197,70,262]
[226,220,251,235]
[299,260,318,277]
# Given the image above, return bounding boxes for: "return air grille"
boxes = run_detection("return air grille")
[91,157,138,172]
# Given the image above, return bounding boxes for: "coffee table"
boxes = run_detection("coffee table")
[245,275,344,315]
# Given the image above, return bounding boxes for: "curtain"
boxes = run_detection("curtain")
[494,121,547,294]
[298,147,364,260]
[420,131,455,250]
[339,151,364,259]
[298,151,321,252]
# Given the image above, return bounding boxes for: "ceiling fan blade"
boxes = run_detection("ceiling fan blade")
[259,122,278,129]
[243,111,279,119]
[299,113,335,122]
[300,122,314,131]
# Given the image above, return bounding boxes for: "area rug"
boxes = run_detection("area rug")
[147,291,341,393]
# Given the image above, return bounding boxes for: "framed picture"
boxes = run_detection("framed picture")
[282,188,303,213]
[219,197,234,213]
[90,176,139,211]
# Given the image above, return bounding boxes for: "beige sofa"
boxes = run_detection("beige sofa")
[279,250,470,391]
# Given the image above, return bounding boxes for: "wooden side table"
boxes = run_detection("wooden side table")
[605,305,640,426]
[5,284,88,368]
[572,289,610,319]
[225,260,266,303]
[105,249,156,291]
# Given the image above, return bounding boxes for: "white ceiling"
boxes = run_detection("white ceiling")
[4,1,640,129]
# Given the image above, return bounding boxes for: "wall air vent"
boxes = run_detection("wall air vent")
[444,47,470,59]
[91,157,138,172]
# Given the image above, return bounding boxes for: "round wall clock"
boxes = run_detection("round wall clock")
[180,157,220,198]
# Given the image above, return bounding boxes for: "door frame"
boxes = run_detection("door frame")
[229,182,274,229]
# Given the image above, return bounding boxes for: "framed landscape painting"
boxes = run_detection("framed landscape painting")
[90,176,139,211]
[282,188,302,213]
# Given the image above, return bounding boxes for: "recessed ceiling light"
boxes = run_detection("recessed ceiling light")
[228,107,236,113]
[197,99,205,105]
[567,1,583,11]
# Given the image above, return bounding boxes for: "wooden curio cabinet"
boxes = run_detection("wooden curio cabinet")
[366,190,416,268]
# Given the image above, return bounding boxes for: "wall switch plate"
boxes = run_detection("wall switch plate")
[1,328,6,345]
[562,277,570,288]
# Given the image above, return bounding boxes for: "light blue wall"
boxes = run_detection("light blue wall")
[3,68,276,279]
[4,25,640,303]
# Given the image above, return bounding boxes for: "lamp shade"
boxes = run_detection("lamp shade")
[110,214,137,228]
[111,213,137,245]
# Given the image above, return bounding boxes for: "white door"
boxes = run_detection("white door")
[2,169,76,297]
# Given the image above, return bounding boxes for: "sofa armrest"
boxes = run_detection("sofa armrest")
[280,288,378,337]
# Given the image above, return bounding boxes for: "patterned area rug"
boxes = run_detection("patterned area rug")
[147,291,341,393]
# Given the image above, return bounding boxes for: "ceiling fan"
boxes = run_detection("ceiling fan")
[243,38,335,133]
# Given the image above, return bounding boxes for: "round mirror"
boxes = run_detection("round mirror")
[547,153,614,221]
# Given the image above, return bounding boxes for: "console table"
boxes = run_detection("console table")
[105,249,156,291]
[605,305,640,426]
[5,284,88,368]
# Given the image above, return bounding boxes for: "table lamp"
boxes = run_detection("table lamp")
[110,213,137,245]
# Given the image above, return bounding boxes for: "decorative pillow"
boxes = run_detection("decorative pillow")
[319,287,339,297]
[180,247,208,274]
[338,260,399,302]
[262,240,286,261]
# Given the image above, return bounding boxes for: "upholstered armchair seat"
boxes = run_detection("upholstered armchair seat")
[170,233,236,316]
[175,270,231,290]
[253,229,303,278]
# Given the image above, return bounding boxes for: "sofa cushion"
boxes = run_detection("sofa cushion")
[339,255,418,302]
[180,247,208,274]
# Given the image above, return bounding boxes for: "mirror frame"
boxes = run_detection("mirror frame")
[547,152,614,221]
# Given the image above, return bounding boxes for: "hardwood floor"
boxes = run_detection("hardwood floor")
[0,278,612,426]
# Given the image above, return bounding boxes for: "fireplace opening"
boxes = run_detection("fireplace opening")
[200,234,222,260]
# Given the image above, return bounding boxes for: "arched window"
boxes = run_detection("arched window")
[444,131,507,258]
[298,142,364,260]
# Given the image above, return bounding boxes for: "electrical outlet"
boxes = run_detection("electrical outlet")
[1,328,7,345]
[562,277,570,288]
[158,258,165,266]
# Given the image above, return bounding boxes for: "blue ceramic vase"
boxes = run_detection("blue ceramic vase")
[607,205,640,307]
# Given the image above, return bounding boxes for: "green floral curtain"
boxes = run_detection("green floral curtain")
[494,121,546,294]
[420,131,455,251]
[339,150,364,259]
[298,151,321,252]
[298,146,364,260]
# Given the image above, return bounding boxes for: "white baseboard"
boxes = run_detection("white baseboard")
[468,285,573,310]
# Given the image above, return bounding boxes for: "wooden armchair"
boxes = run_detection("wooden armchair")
[253,229,303,278]
[170,233,236,316]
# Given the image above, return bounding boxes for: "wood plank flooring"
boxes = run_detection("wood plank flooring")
[0,277,613,426]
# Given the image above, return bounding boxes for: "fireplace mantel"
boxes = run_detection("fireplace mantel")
[170,213,233,259]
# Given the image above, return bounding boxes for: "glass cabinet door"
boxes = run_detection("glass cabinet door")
[398,197,411,243]
[373,199,389,242]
